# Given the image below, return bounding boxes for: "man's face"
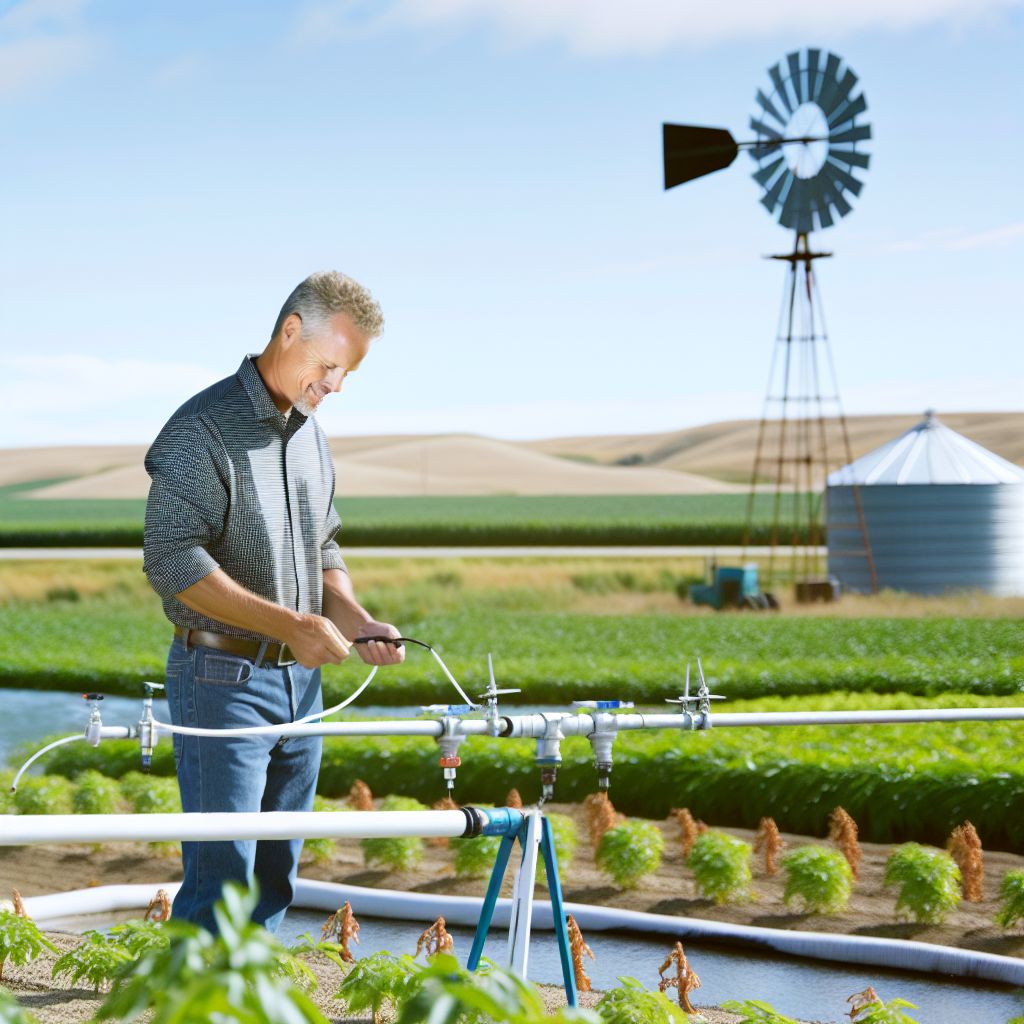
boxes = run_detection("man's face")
[285,312,372,416]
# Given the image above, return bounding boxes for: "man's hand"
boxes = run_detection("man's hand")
[284,613,352,669]
[355,620,406,666]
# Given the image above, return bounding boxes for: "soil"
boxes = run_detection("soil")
[2,804,1022,1023]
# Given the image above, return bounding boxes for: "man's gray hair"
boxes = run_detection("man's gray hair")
[272,271,384,341]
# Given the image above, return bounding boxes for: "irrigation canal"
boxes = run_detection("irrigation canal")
[32,909,1021,1024]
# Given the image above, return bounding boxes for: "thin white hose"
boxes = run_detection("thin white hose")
[10,734,84,792]
[429,646,477,707]
[150,665,378,738]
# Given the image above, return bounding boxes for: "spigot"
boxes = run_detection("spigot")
[587,712,619,791]
[437,716,467,794]
[139,681,164,772]
[535,713,566,805]
[83,693,104,747]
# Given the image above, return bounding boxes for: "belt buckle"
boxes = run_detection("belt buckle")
[277,644,296,667]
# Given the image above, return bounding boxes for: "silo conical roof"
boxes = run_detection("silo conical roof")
[827,411,1024,487]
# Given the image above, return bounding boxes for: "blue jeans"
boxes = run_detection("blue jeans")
[164,638,323,933]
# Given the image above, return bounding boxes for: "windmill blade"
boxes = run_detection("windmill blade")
[820,68,858,119]
[816,190,835,229]
[816,53,843,111]
[768,61,793,115]
[830,123,871,146]
[778,177,809,231]
[806,48,822,100]
[819,175,853,218]
[662,123,739,189]
[827,147,870,170]
[787,51,804,103]
[829,92,867,130]
[755,88,787,128]
[749,116,784,143]
[753,155,785,187]
[759,170,789,214]
[823,160,865,196]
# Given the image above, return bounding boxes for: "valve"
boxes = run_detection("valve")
[535,714,567,805]
[477,653,520,737]
[82,693,104,747]
[436,715,467,794]
[572,700,633,791]
[139,681,164,771]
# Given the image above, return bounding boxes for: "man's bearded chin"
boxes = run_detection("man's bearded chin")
[294,389,321,417]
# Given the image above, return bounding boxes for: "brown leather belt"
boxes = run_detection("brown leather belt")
[174,626,296,666]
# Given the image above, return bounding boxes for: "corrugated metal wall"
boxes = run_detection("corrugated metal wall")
[827,484,1024,595]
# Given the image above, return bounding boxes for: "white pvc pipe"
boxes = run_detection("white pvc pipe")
[20,879,1024,988]
[0,810,472,846]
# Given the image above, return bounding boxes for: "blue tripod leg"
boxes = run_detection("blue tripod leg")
[468,832,517,971]
[541,815,578,1008]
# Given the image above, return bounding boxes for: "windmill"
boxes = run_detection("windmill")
[663,49,877,598]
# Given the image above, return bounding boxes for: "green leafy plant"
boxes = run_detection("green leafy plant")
[884,844,961,924]
[398,952,600,1024]
[454,834,503,878]
[72,769,123,815]
[106,920,169,958]
[361,795,427,871]
[848,995,921,1024]
[0,987,38,1024]
[302,795,340,864]
[596,976,688,1023]
[996,869,1024,929]
[0,911,57,982]
[596,821,664,889]
[52,929,135,993]
[97,882,328,1024]
[0,774,15,816]
[720,1000,799,1024]
[335,950,418,1024]
[119,772,181,814]
[781,845,853,914]
[687,830,753,904]
[12,775,74,815]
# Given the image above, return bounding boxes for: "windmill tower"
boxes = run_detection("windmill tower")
[663,49,877,599]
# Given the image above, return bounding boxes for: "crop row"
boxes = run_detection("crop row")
[0,491,810,547]
[2,604,1021,699]
[28,692,1024,850]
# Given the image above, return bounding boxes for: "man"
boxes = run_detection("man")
[143,270,403,932]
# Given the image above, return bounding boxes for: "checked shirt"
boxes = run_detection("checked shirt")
[143,355,347,642]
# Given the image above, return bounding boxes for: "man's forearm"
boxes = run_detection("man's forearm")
[177,568,303,640]
[322,568,374,639]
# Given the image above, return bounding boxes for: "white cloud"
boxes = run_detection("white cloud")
[882,222,1024,254]
[295,0,1024,54]
[0,354,218,447]
[0,0,97,98]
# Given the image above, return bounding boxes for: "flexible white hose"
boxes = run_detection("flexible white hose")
[10,734,84,792]
[1,809,473,845]
[429,647,476,707]
[151,665,380,738]
[18,879,1024,987]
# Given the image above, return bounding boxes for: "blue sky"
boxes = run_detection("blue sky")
[1,0,1022,447]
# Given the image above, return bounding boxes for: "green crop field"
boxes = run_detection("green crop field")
[0,486,814,546]
[28,692,1024,850]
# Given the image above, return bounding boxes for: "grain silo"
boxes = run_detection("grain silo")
[826,412,1024,595]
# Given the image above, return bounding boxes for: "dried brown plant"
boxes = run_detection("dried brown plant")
[144,889,171,923]
[321,901,360,962]
[505,788,523,809]
[828,806,862,880]
[753,817,786,876]
[347,780,374,811]
[415,916,454,959]
[566,915,594,992]
[672,808,708,858]
[846,986,881,1019]
[948,821,984,902]
[10,890,26,918]
[658,941,701,1013]
[429,796,459,847]
[584,792,618,851]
